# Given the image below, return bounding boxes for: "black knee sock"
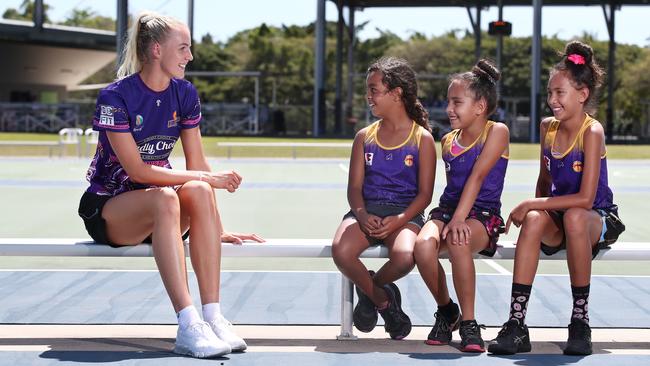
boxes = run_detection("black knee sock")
[509,283,532,324]
[438,299,459,321]
[571,284,590,323]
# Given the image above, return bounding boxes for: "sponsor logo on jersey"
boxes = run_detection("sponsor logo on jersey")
[445,161,451,172]
[365,152,374,166]
[572,160,583,173]
[134,114,144,132]
[404,154,414,167]
[167,111,180,128]
[98,105,114,126]
[137,135,177,160]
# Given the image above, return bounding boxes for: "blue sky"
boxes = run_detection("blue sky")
[5,0,650,46]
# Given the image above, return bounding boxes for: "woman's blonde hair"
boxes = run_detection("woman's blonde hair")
[116,11,184,79]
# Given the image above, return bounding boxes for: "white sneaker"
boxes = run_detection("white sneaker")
[173,321,231,358]
[207,314,247,352]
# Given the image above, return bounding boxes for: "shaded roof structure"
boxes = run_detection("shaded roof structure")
[314,0,650,141]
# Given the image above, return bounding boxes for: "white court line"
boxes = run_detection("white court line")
[338,163,348,174]
[481,259,511,275]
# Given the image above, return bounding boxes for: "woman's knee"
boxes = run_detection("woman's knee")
[152,187,181,218]
[414,235,439,260]
[389,249,415,273]
[520,210,548,235]
[180,181,215,204]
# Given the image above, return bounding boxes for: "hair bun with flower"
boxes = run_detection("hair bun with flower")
[567,54,586,65]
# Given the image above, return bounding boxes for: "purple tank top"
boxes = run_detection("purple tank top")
[439,121,508,211]
[362,121,424,206]
[85,73,201,196]
[542,115,614,210]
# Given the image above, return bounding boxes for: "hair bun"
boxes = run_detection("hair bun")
[564,40,593,64]
[472,59,501,84]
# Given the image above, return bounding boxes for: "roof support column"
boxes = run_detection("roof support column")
[116,0,129,69]
[496,0,504,98]
[603,1,617,142]
[313,0,327,137]
[530,0,542,143]
[33,0,44,30]
[346,5,356,136]
[466,3,482,62]
[335,0,344,135]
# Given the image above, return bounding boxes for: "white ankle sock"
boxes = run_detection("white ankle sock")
[177,305,202,329]
[202,302,221,323]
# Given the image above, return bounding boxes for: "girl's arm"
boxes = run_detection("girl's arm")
[442,123,509,245]
[372,130,436,239]
[348,129,382,234]
[535,118,553,198]
[507,120,604,230]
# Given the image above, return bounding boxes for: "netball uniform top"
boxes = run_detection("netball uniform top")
[362,120,425,207]
[85,73,201,196]
[542,114,615,211]
[439,121,508,212]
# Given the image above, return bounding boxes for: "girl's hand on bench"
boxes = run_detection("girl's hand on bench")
[221,232,265,245]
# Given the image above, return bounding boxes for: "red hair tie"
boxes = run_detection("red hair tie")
[567,54,586,65]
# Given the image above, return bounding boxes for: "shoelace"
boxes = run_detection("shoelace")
[432,313,451,336]
[188,321,211,335]
[496,322,516,338]
[461,322,486,339]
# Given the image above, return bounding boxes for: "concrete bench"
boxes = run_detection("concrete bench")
[0,238,647,340]
[217,142,351,159]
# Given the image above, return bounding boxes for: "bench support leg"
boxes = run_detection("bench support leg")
[337,274,357,340]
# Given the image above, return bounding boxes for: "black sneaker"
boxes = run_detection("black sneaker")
[488,319,532,355]
[425,308,460,345]
[377,283,412,340]
[459,319,486,352]
[563,318,592,355]
[353,270,378,332]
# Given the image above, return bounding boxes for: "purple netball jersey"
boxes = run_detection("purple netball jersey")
[439,121,508,211]
[542,116,614,210]
[85,73,201,196]
[362,121,424,206]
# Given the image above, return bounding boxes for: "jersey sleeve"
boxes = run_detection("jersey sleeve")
[93,89,131,133]
[180,82,202,129]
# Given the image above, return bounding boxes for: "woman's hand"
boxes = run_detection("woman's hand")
[442,219,471,246]
[506,199,531,233]
[221,231,265,245]
[201,170,242,192]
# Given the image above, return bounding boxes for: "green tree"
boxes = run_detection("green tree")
[2,0,50,22]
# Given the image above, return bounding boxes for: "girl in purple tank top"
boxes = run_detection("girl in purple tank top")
[77,12,263,359]
[332,57,436,340]
[489,41,625,357]
[413,59,509,352]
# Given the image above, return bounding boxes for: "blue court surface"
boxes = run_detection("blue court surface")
[1,157,649,365]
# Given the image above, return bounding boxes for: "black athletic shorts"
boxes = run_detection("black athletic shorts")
[78,191,189,247]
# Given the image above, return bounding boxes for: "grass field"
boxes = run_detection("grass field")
[2,132,650,159]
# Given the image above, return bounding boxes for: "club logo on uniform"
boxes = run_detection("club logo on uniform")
[134,114,144,132]
[572,160,583,173]
[167,111,179,128]
[385,153,393,161]
[544,155,551,171]
[365,153,374,166]
[404,154,414,167]
[98,105,114,126]
[445,161,451,172]
[156,99,161,107]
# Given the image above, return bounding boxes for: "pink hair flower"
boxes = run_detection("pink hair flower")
[567,54,586,65]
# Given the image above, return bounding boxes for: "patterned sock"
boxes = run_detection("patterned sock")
[509,283,532,324]
[571,284,590,323]
[438,299,459,322]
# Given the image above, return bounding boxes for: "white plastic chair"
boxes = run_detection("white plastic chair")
[84,128,99,156]
[58,128,83,157]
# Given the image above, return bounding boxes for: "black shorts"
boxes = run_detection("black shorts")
[343,203,425,246]
[78,191,189,247]
[540,206,625,258]
[427,204,505,257]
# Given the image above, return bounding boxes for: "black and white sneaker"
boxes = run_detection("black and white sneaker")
[378,283,412,340]
[353,270,378,332]
[563,318,592,355]
[459,319,486,352]
[488,319,532,355]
